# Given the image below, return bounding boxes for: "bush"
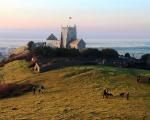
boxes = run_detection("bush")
[27,41,35,52]
[0,83,33,99]
[80,48,101,58]
[141,54,150,66]
[101,48,119,59]
[33,46,53,57]
[125,53,131,58]
[33,46,80,58]
[54,48,80,57]
[33,46,120,60]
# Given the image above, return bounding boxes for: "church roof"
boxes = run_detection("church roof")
[47,34,58,40]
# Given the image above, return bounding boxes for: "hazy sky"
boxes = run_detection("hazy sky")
[0,0,150,39]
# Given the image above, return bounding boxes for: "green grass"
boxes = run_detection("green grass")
[0,60,150,119]
[2,60,33,83]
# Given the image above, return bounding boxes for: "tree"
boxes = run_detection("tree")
[80,48,101,58]
[101,48,119,59]
[125,53,131,58]
[27,41,35,52]
[141,54,150,66]
[54,48,79,57]
[33,47,80,58]
[33,46,53,57]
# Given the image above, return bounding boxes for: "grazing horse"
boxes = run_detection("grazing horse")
[107,93,113,97]
[32,85,45,95]
[119,92,130,100]
[103,88,113,98]
[103,89,109,98]
[38,85,45,93]
[120,92,125,97]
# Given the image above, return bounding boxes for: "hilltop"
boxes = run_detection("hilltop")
[0,60,150,119]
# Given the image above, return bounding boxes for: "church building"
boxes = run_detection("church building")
[46,25,86,49]
[46,34,60,48]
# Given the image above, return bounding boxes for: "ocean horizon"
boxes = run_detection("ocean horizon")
[0,38,149,58]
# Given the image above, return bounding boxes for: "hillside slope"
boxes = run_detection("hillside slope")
[0,60,150,120]
[0,60,33,83]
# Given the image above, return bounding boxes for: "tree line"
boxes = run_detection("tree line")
[27,41,150,67]
[28,41,119,59]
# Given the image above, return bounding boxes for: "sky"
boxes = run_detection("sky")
[0,0,150,39]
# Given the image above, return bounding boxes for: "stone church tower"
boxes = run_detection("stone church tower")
[61,25,77,48]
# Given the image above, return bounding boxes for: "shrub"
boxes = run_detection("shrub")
[33,46,119,60]
[54,48,80,57]
[80,48,101,58]
[141,54,150,66]
[125,53,131,58]
[33,46,53,57]
[101,48,119,59]
[0,83,33,99]
[33,46,80,58]
[27,41,35,52]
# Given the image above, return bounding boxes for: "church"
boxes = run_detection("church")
[46,25,86,49]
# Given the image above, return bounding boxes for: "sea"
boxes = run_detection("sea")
[0,38,149,59]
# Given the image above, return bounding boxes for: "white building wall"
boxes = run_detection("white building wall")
[61,25,77,48]
[61,27,68,48]
[46,40,60,48]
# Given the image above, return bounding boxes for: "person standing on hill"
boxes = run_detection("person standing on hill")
[127,92,129,100]
[32,86,36,95]
[103,88,109,98]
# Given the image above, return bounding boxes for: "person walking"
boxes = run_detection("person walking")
[33,86,36,95]
[127,92,129,100]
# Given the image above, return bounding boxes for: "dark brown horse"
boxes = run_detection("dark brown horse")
[103,88,113,98]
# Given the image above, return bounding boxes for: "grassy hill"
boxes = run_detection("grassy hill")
[0,60,150,119]
[0,60,33,83]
